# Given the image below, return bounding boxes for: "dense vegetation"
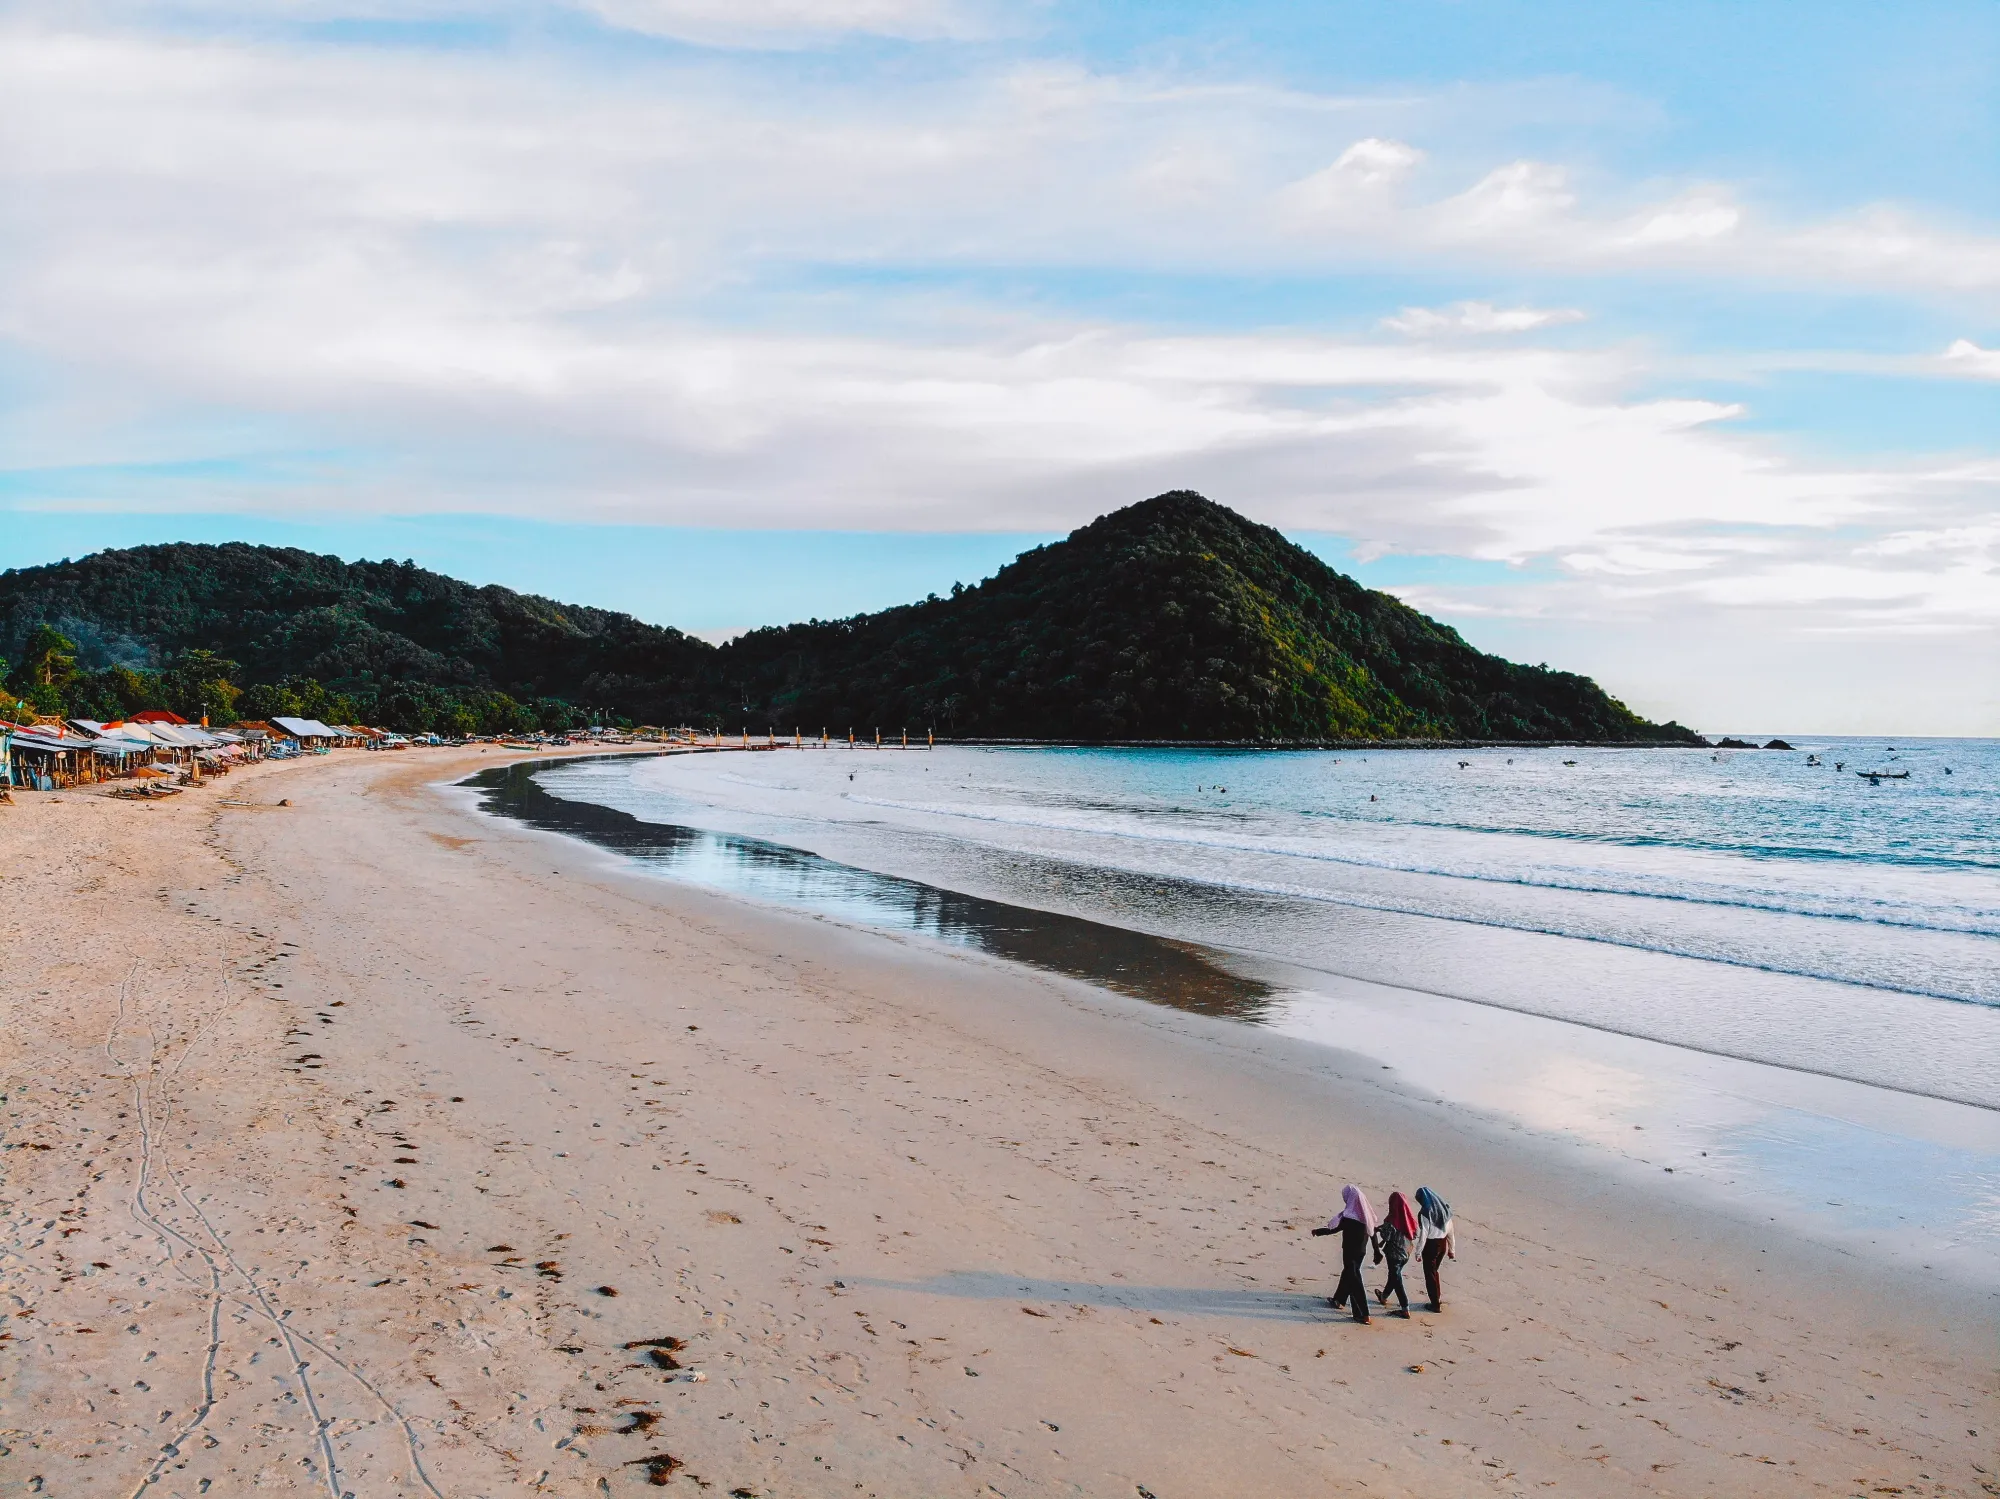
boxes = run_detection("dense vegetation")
[0,543,708,734]
[0,495,1700,742]
[709,493,1701,743]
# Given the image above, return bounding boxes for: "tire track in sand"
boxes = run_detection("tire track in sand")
[109,961,343,1499]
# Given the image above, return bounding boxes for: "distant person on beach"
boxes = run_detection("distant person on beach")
[1311,1185,1375,1323]
[1414,1186,1455,1311]
[1373,1191,1419,1316]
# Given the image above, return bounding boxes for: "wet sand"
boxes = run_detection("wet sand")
[2,748,1994,1497]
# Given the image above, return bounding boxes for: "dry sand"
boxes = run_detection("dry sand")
[2,747,1993,1498]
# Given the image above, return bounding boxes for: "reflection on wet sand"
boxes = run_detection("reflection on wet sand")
[470,759,2000,1284]
[469,761,1279,1020]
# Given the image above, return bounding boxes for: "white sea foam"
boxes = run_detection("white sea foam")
[535,740,2000,1104]
[839,792,2000,941]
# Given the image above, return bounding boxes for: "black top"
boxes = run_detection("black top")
[1338,1216,1368,1267]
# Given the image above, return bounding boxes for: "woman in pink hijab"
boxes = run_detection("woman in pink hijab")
[1310,1185,1376,1323]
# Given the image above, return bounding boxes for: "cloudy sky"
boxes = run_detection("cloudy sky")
[4,0,1997,733]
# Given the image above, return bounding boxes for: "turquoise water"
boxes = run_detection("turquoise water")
[516,739,2000,1108]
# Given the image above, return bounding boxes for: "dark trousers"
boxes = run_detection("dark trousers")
[1422,1239,1448,1309]
[1378,1258,1409,1311]
[1331,1261,1370,1322]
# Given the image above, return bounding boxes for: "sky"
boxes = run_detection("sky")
[3,1,1998,734]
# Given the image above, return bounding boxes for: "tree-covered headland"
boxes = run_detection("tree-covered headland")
[1,494,1701,743]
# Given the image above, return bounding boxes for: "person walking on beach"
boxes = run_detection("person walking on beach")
[1311,1185,1375,1323]
[1373,1191,1419,1316]
[1414,1185,1455,1312]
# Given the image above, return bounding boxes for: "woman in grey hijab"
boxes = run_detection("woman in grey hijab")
[1414,1186,1455,1312]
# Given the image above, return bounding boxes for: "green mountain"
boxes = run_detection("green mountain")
[0,494,1701,743]
[710,492,1700,743]
[0,542,709,731]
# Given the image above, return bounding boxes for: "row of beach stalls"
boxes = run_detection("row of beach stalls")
[2,711,373,792]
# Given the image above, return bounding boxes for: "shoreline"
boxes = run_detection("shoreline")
[3,748,1993,1497]
[530,741,1999,1108]
[463,754,2000,1289]
[468,754,1997,1093]
[765,737,1720,750]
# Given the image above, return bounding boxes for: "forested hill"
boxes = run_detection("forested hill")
[0,497,1701,742]
[709,492,1701,743]
[0,543,711,729]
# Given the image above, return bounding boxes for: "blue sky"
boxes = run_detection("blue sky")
[2,0,1997,731]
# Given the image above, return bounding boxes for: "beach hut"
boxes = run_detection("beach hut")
[76,720,172,762]
[149,722,223,756]
[228,722,283,757]
[272,716,341,748]
[5,723,104,789]
[80,727,161,780]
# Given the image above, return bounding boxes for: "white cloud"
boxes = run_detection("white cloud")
[1277,137,1423,221]
[1437,159,1576,237]
[1383,301,1586,337]
[573,0,1001,46]
[1783,207,2000,293]
[1943,338,2000,377]
[1611,190,1741,248]
[1328,136,1423,186]
[1131,141,1238,206]
[1,14,1997,735]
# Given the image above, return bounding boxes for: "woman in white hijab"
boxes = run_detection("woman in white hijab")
[1414,1186,1455,1312]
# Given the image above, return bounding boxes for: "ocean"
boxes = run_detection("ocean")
[465,738,2000,1278]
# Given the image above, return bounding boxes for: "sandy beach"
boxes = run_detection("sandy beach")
[2,747,1993,1498]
